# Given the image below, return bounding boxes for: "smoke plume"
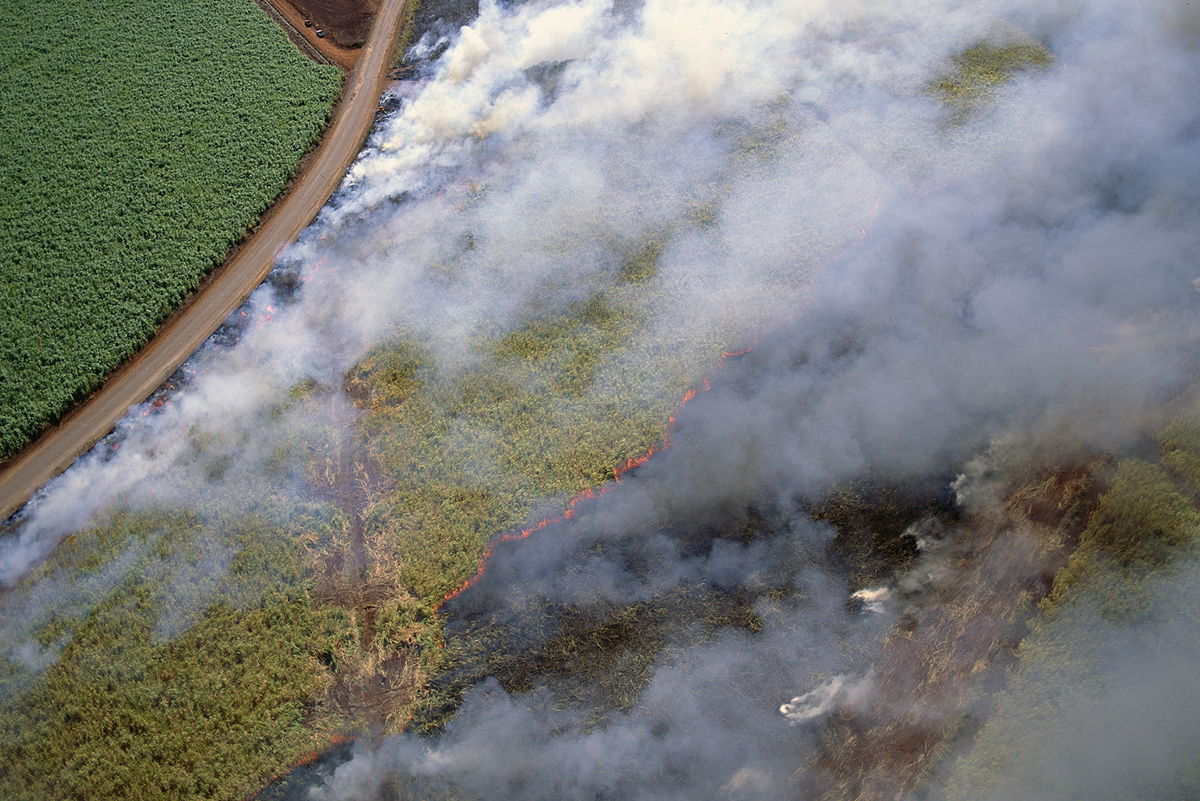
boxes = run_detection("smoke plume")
[2,0,1199,796]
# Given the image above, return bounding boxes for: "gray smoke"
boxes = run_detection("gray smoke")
[315,585,888,801]
[300,0,1199,797]
[1,0,1198,795]
[6,0,1196,584]
[934,545,1200,801]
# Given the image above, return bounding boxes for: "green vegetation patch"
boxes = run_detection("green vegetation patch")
[0,0,342,457]
[354,288,719,610]
[0,506,353,801]
[932,38,1051,113]
[0,58,926,796]
[945,410,1200,801]
[0,234,737,799]
[1157,413,1200,494]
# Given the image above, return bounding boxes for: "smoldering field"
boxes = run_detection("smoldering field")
[4,0,1200,798]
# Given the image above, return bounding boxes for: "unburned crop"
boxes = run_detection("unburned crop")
[0,0,341,457]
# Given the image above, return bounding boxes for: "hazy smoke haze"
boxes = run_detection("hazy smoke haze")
[2,0,1199,796]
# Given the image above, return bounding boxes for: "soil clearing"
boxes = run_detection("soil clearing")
[263,0,378,68]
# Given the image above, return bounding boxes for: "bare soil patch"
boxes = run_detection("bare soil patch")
[259,0,371,69]
[304,394,418,735]
[289,0,377,50]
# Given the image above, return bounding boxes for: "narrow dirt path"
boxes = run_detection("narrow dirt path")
[0,0,409,524]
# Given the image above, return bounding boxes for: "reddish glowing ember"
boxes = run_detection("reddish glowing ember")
[437,482,617,607]
[247,735,355,798]
[250,304,277,333]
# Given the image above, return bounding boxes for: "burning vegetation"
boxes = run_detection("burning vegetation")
[4,1,1200,800]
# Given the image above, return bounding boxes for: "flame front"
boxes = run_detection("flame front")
[438,340,757,610]
[437,190,892,611]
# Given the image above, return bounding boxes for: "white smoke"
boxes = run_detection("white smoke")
[779,672,874,724]
[1,0,902,584]
[850,586,893,613]
[0,0,1198,795]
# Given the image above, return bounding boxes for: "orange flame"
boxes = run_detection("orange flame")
[438,482,619,606]
[246,734,356,798]
[439,339,759,610]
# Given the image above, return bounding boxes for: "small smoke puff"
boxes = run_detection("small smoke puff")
[909,518,950,555]
[951,436,1023,513]
[851,586,893,613]
[780,673,874,724]
[474,85,541,136]
[723,766,773,797]
[11,640,59,672]
[897,519,961,598]
[781,674,843,723]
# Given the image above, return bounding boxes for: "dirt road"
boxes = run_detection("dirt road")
[0,0,408,524]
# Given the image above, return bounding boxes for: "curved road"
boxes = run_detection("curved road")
[0,0,409,524]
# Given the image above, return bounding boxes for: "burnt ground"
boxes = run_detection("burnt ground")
[252,442,1107,801]
[411,460,1107,801]
[813,459,1108,801]
[407,0,477,47]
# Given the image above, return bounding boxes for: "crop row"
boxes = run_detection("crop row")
[0,0,342,457]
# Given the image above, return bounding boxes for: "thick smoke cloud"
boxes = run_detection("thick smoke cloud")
[308,0,1197,797]
[2,0,1199,795]
[6,0,1193,584]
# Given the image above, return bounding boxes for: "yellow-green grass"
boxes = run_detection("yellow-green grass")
[931,38,1051,117]
[0,506,353,801]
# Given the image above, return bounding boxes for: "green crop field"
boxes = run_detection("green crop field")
[0,256,735,800]
[0,0,341,458]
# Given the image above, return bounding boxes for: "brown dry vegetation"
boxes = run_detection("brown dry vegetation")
[813,460,1109,801]
[297,394,425,734]
[943,408,1200,800]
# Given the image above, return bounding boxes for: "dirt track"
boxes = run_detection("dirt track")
[0,0,408,525]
